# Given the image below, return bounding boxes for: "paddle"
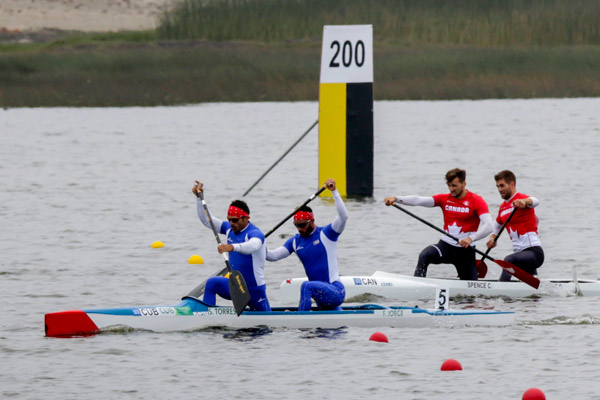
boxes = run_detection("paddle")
[476,207,518,278]
[243,119,319,197]
[197,191,251,316]
[186,185,326,299]
[263,185,326,238]
[390,203,540,289]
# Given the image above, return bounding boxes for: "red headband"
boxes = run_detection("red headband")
[228,205,249,218]
[294,211,314,221]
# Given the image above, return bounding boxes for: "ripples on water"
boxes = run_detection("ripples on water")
[1,99,599,399]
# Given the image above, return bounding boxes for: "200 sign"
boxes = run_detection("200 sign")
[329,40,366,68]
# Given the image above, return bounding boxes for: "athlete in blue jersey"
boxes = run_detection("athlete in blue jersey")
[267,179,348,311]
[192,181,270,311]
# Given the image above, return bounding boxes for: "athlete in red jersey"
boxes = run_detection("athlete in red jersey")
[385,168,493,280]
[486,170,544,281]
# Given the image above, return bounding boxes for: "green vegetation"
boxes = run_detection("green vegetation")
[2,0,600,107]
[158,0,600,46]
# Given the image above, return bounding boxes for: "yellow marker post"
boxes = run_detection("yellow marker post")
[319,25,374,197]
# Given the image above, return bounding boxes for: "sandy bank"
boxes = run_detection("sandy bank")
[0,0,179,32]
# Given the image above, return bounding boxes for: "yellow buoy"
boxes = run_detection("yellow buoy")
[151,241,164,248]
[188,255,204,264]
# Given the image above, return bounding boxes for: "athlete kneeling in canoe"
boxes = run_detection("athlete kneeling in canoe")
[486,170,544,281]
[192,181,271,311]
[267,179,347,311]
[384,168,493,280]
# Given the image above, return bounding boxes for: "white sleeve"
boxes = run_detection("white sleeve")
[529,197,539,208]
[232,237,263,254]
[396,195,435,207]
[266,246,292,261]
[469,213,494,242]
[331,190,348,234]
[196,197,223,232]
[492,220,502,236]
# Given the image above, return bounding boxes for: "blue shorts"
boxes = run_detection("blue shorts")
[299,280,345,311]
[203,276,271,311]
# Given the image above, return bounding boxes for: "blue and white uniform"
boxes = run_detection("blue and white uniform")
[196,199,270,311]
[267,190,348,311]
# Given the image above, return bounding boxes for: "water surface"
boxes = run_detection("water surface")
[1,99,599,399]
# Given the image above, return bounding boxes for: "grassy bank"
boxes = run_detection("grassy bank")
[2,0,600,107]
[3,42,600,107]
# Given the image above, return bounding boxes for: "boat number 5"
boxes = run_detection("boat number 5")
[436,287,449,310]
[329,40,365,68]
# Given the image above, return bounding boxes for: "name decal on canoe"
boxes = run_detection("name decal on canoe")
[467,282,493,289]
[382,309,404,317]
[208,307,237,316]
[353,278,378,286]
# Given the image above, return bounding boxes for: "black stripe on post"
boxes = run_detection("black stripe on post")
[346,82,374,197]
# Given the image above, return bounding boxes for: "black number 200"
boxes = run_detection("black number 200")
[329,40,365,68]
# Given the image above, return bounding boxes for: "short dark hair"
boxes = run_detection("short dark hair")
[494,170,516,184]
[445,168,466,183]
[297,205,313,213]
[230,200,250,215]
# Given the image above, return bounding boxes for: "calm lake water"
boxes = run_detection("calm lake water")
[2,99,600,399]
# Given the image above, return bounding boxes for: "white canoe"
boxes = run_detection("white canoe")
[280,271,600,305]
[44,296,514,336]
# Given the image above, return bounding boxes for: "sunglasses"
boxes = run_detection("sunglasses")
[228,218,240,223]
[294,221,309,228]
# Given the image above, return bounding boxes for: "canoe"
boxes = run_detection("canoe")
[44,295,514,337]
[280,270,600,304]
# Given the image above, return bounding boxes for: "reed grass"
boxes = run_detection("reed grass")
[157,0,600,46]
[3,42,600,107]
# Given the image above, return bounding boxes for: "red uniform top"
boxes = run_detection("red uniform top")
[496,192,541,252]
[433,191,489,246]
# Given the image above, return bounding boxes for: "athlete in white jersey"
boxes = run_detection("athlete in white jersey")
[267,179,348,311]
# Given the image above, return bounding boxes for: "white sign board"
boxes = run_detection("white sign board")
[320,25,373,84]
[436,287,450,310]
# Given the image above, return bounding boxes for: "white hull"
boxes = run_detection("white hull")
[44,298,514,336]
[280,271,600,305]
[88,307,512,331]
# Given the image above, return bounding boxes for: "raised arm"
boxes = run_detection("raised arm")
[331,190,348,234]
[322,179,348,234]
[192,181,223,232]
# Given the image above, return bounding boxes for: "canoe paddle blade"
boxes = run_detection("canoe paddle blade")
[476,260,488,279]
[229,270,251,316]
[495,260,540,289]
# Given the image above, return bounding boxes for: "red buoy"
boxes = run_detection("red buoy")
[522,388,546,400]
[440,359,462,371]
[369,332,389,343]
